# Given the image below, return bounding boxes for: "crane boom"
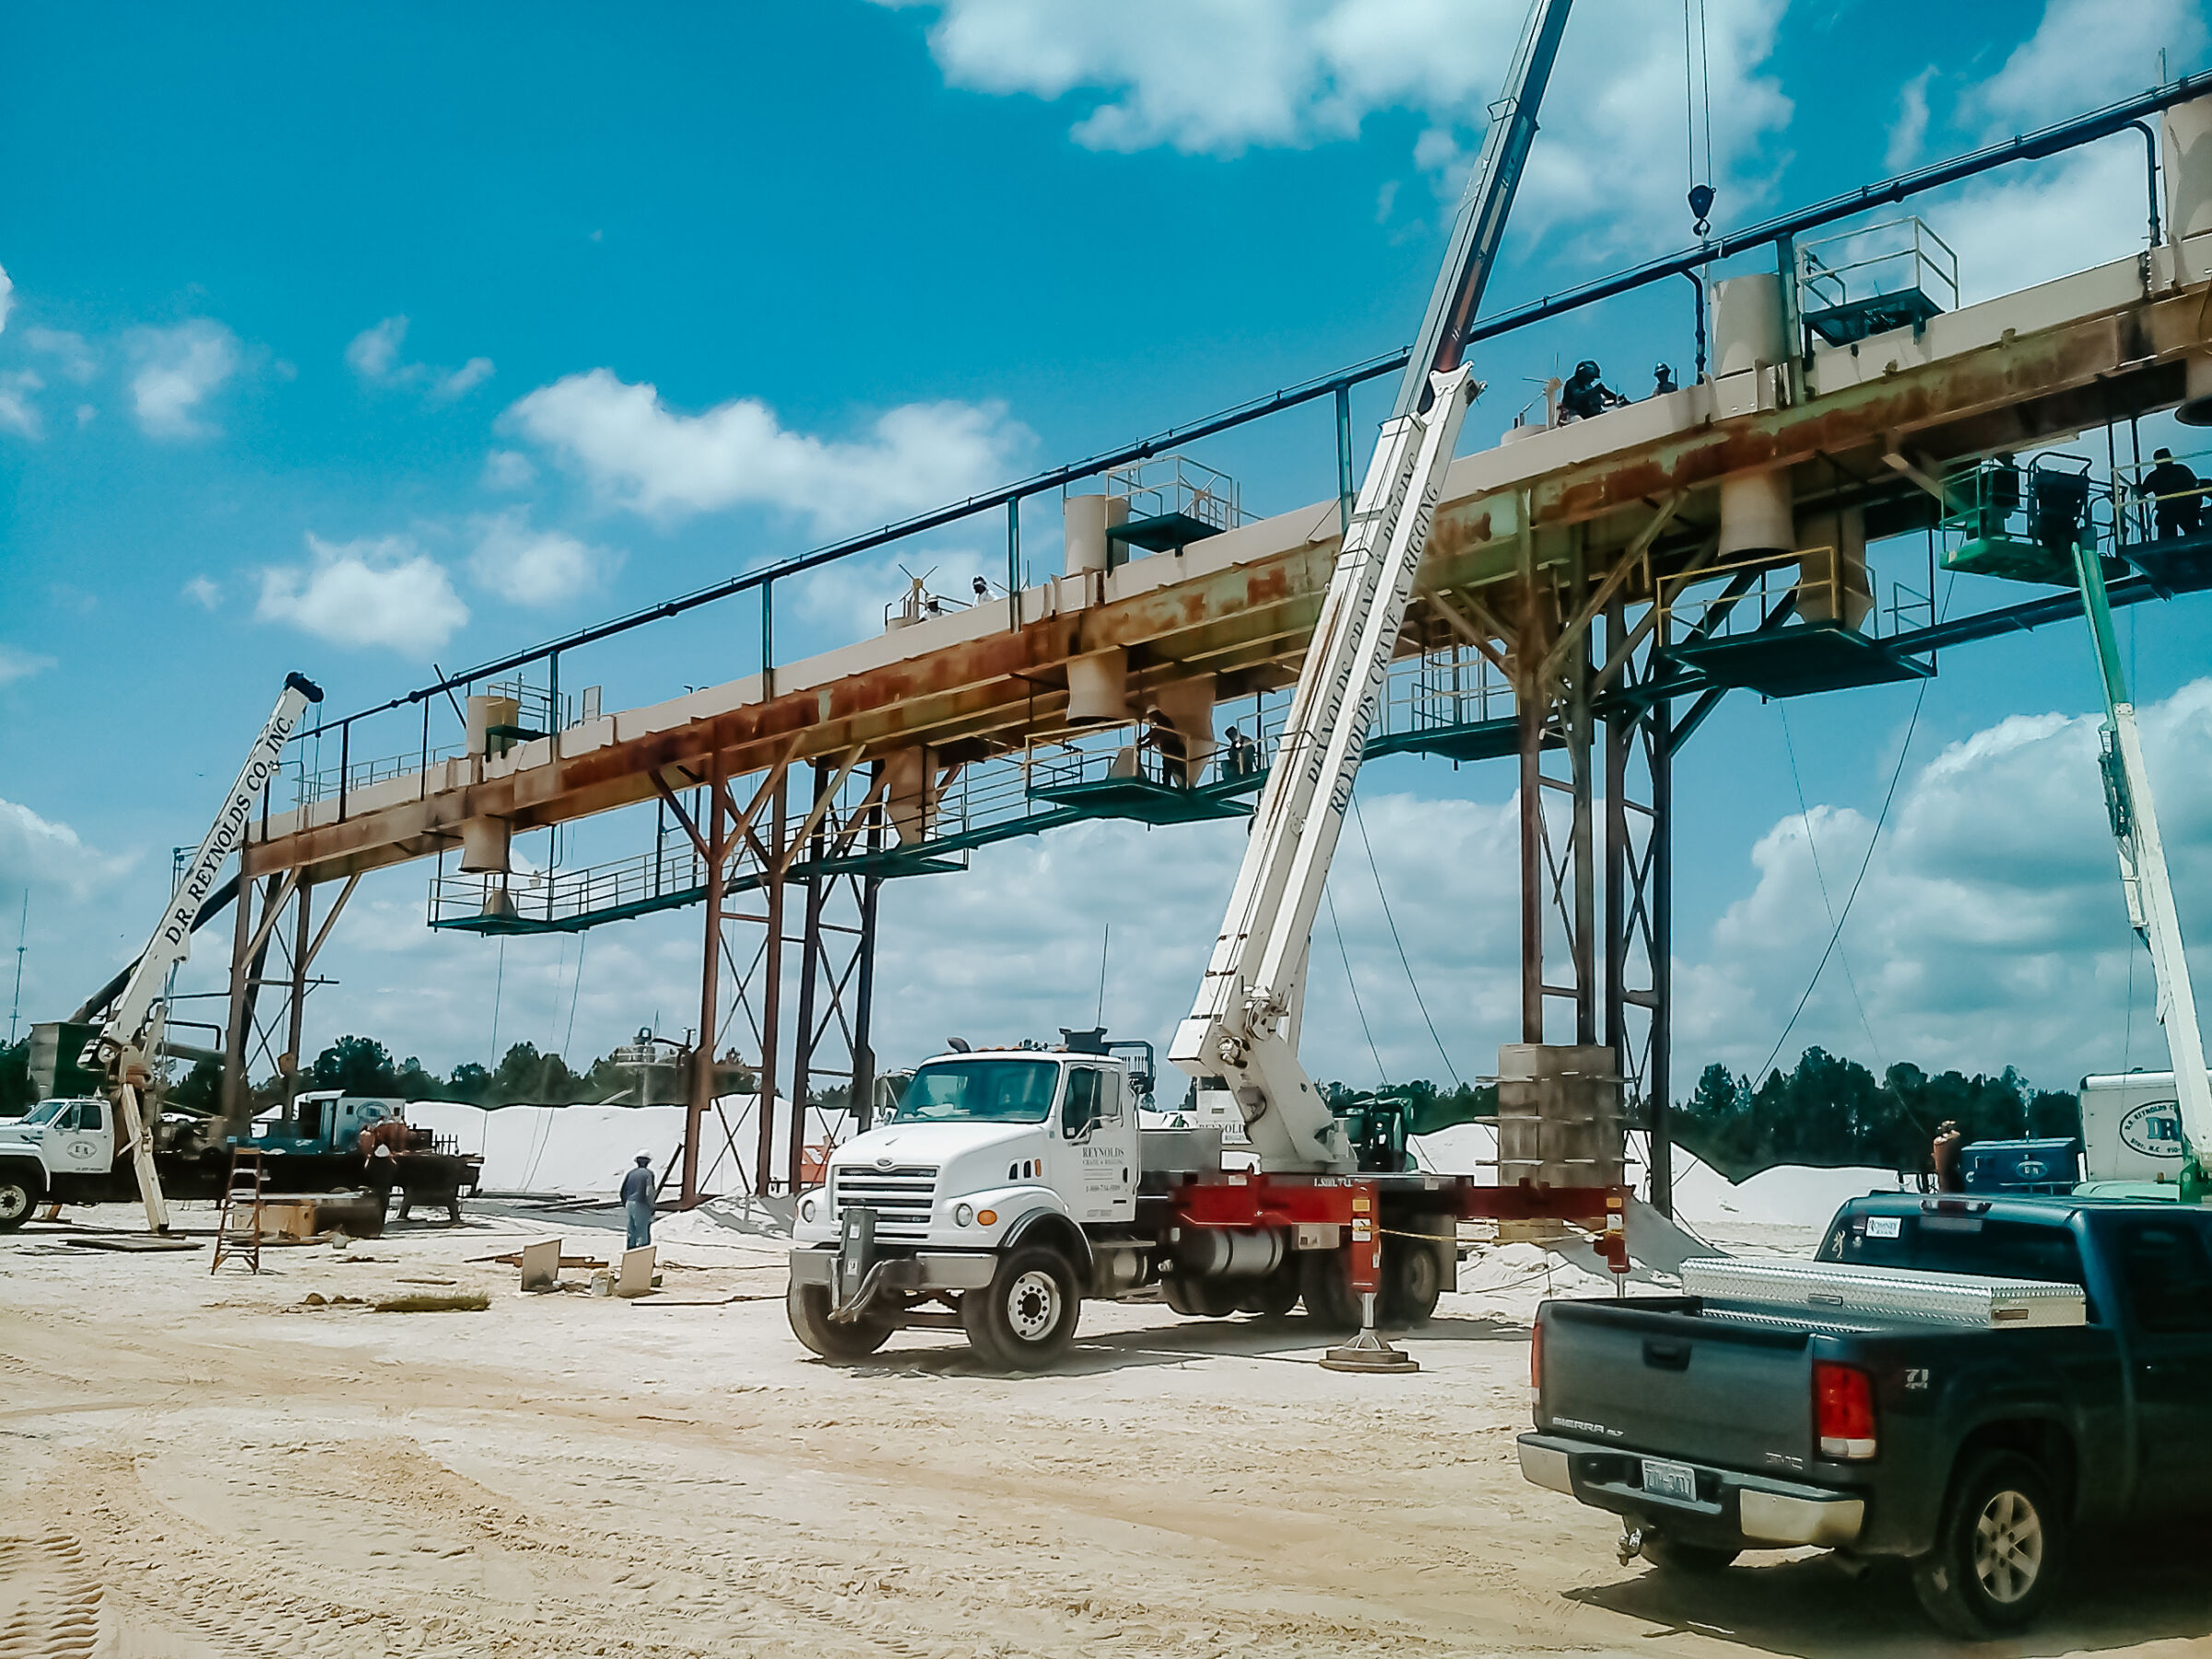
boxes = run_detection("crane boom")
[87,671,323,1230]
[1170,0,1573,1171]
[2071,546,2212,1191]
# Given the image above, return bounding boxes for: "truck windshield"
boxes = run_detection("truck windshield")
[18,1100,71,1126]
[1820,1210,2087,1288]
[898,1060,1060,1124]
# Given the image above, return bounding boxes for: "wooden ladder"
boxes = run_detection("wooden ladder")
[211,1147,268,1274]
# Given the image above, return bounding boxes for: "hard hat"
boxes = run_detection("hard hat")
[635,1148,653,1162]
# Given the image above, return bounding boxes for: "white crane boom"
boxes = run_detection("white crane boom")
[1170,0,1574,1171]
[2071,546,2212,1189]
[86,671,323,1230]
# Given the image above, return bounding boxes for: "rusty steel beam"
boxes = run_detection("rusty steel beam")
[241,267,2212,890]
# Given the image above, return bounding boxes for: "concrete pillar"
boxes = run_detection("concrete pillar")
[1795,506,1872,629]
[1716,468,1795,559]
[1065,648,1130,724]
[1149,674,1217,785]
[1712,273,1787,377]
[885,746,935,846]
[1063,495,1130,576]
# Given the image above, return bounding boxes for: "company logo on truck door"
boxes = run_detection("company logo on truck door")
[2120,1101,2185,1159]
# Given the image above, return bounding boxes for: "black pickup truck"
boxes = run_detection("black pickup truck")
[1519,1192,2212,1637]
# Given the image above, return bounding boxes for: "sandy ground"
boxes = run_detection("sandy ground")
[5,1205,2211,1659]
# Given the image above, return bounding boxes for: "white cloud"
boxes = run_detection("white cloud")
[437,357,495,400]
[181,575,220,610]
[24,327,95,382]
[0,646,54,686]
[1972,0,2200,132]
[482,448,536,490]
[0,370,42,439]
[347,315,407,382]
[75,404,95,428]
[878,0,1792,249]
[467,511,614,608]
[1678,679,2212,1088]
[503,368,1030,531]
[0,263,12,335]
[125,319,241,439]
[347,314,495,402]
[256,533,470,655]
[0,797,133,901]
[1887,65,1935,173]
[1927,143,2150,305]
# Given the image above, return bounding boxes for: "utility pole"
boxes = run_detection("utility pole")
[7,890,25,1045]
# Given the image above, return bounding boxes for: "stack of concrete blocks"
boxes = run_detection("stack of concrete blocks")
[1495,1043,1623,1246]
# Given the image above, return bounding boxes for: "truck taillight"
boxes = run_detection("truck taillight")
[1529,1319,1544,1392]
[1814,1362,1876,1460]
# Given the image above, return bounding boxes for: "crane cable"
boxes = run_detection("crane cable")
[1684,0,1716,234]
[1779,706,1888,1073]
[1350,793,1463,1086]
[1325,887,1390,1087]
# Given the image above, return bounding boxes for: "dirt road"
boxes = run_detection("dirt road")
[3,1207,2207,1658]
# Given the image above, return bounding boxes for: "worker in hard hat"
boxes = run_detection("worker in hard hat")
[1651,363,1678,397]
[1559,360,1627,422]
[2138,447,2204,540]
[621,1150,656,1248]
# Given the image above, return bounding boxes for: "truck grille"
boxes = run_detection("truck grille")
[832,1165,938,1241]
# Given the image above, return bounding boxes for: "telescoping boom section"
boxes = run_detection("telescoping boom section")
[1171,0,1572,1173]
[88,672,324,1231]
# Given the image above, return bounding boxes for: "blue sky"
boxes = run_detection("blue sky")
[5,0,2211,1099]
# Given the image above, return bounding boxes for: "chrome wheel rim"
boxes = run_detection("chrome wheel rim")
[1971,1488,2042,1605]
[1006,1269,1061,1342]
[0,1184,28,1222]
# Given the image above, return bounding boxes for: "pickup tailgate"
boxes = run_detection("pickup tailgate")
[1539,1298,1814,1472]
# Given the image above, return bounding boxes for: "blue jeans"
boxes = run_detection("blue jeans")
[625,1197,653,1250]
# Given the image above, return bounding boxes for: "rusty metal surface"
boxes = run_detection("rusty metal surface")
[247,261,2211,886]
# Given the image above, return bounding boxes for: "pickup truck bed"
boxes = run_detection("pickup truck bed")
[1522,1191,2212,1637]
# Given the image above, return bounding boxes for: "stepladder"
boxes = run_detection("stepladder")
[211,1147,268,1274]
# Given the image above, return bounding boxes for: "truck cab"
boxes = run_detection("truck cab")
[789,1044,1146,1369]
[242,1090,406,1155]
[0,1097,119,1226]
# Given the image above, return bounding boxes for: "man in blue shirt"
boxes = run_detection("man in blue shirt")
[620,1152,657,1248]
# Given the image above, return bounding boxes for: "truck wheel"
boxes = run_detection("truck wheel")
[1162,1274,1237,1318]
[785,1279,894,1359]
[962,1245,1080,1371]
[1299,1247,1360,1332]
[1641,1534,1740,1574]
[0,1174,32,1232]
[1912,1451,2065,1639]
[1240,1257,1302,1320]
[1382,1236,1443,1326]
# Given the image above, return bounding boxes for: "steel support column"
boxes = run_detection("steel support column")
[685,755,727,1208]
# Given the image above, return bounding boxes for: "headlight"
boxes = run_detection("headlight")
[954,1203,973,1227]
[800,1197,818,1223]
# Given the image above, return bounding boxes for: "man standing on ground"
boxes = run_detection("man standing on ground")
[621,1151,656,1248]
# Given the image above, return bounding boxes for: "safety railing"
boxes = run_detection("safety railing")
[1657,546,1930,645]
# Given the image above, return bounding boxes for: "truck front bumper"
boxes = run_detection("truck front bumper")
[788,1247,996,1294]
[1518,1431,1866,1551]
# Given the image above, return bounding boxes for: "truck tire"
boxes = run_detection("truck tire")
[1911,1451,2065,1639]
[1382,1235,1443,1326]
[0,1173,32,1232]
[1239,1257,1302,1319]
[785,1279,894,1359]
[1299,1247,1361,1332]
[1162,1274,1237,1318]
[1641,1534,1740,1575]
[962,1245,1080,1371]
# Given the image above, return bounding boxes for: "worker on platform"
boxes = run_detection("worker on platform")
[621,1150,656,1248]
[2138,447,2204,540]
[1651,363,1678,397]
[1559,360,1627,422]
[1223,724,1256,780]
[1140,709,1189,786]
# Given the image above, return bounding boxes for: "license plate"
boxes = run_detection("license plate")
[1640,1458,1698,1503]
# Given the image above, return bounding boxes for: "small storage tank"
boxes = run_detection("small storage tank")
[2164,93,2212,417]
[886,745,935,846]
[1712,272,1786,377]
[1063,494,1131,576]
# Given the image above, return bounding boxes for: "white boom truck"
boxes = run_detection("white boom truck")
[0,673,321,1232]
[787,0,1625,1372]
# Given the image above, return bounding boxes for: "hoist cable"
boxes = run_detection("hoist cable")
[1350,794,1462,1086]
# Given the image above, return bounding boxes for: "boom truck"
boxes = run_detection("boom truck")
[789,0,1630,1372]
[0,675,323,1231]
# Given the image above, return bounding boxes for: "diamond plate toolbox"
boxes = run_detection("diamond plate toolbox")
[1681,1256,2086,1330]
